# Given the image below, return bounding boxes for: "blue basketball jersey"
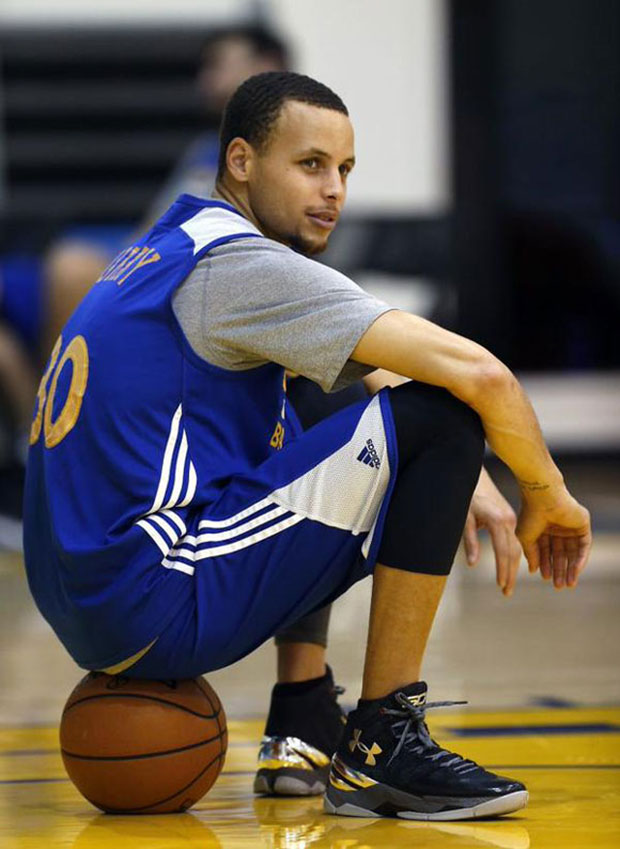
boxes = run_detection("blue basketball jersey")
[23,197,301,668]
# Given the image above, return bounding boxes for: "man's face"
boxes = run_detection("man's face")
[246,101,355,256]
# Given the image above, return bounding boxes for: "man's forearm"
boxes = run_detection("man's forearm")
[466,364,564,500]
[351,310,565,499]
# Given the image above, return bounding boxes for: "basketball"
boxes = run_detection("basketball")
[59,672,227,814]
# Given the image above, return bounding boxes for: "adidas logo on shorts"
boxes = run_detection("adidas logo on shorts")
[356,438,381,469]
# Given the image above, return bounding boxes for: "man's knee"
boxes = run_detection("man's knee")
[386,380,484,472]
[377,382,484,576]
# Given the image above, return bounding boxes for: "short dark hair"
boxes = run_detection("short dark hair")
[217,71,349,178]
[201,24,291,72]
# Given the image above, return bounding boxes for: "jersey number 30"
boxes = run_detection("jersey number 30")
[29,334,89,449]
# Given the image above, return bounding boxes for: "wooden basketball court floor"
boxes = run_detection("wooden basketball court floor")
[1,534,619,849]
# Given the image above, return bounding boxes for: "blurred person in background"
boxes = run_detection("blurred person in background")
[0,318,37,469]
[0,258,41,518]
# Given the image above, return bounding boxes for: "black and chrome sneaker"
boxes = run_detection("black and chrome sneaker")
[324,681,528,820]
[254,666,346,796]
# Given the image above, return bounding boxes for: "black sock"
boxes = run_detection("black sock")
[271,668,330,699]
[264,666,344,755]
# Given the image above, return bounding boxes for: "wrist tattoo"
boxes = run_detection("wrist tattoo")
[518,479,550,492]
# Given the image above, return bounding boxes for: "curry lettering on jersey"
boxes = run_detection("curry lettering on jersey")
[99,245,161,286]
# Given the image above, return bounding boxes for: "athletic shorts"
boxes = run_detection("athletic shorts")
[121,390,398,679]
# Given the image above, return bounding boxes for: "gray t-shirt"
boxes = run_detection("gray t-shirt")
[172,236,393,393]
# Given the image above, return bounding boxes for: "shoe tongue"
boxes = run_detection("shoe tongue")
[395,681,428,708]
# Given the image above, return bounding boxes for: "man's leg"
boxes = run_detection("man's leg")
[358,379,483,696]
[255,611,344,799]
[362,567,445,699]
[255,627,344,797]
[275,607,330,682]
[326,382,528,820]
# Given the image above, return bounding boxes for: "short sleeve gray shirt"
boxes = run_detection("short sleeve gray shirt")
[172,236,393,393]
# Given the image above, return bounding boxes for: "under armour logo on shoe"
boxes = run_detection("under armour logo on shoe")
[356,438,381,469]
[405,692,427,708]
[349,729,383,765]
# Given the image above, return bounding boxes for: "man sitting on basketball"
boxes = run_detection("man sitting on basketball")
[23,71,591,820]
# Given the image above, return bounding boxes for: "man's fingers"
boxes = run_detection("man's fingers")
[568,532,592,588]
[565,536,581,588]
[522,540,540,575]
[578,532,592,574]
[552,535,569,589]
[463,513,479,566]
[518,496,592,592]
[502,533,523,597]
[539,534,552,580]
[488,523,510,591]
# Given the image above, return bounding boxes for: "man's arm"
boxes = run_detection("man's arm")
[353,311,558,486]
[351,310,591,587]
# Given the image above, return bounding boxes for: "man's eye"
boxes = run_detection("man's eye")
[302,158,320,169]
[339,164,351,177]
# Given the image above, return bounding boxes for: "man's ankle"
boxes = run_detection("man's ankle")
[277,641,326,683]
[358,679,426,709]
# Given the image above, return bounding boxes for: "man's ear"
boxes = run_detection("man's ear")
[226,138,254,183]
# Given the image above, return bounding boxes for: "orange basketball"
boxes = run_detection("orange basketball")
[60,672,227,814]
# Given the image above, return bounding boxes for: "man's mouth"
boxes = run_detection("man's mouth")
[306,211,338,230]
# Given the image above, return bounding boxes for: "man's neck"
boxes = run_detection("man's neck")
[213,181,262,233]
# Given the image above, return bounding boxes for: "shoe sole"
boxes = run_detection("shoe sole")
[254,767,328,797]
[324,788,529,821]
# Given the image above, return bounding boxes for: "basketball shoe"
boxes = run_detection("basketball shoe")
[254,666,346,796]
[324,681,528,820]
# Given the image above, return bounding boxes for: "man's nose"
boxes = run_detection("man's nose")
[322,167,345,202]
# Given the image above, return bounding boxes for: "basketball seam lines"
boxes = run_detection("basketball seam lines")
[61,731,224,762]
[62,692,222,720]
[191,679,221,736]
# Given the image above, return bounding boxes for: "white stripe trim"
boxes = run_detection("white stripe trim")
[162,559,195,576]
[136,519,170,556]
[178,460,197,507]
[180,206,262,254]
[164,429,188,509]
[147,514,181,545]
[166,513,304,563]
[160,509,186,535]
[182,506,290,546]
[197,496,275,529]
[150,404,182,513]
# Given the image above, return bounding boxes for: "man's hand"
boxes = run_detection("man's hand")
[463,468,522,597]
[516,490,591,590]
